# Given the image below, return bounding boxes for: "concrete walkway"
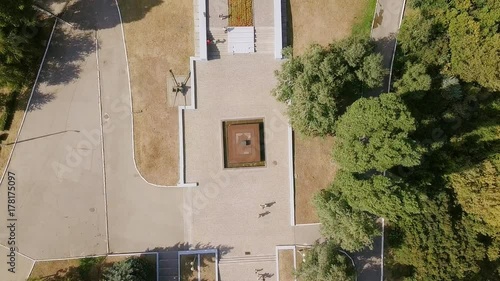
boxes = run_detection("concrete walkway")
[93,0,185,254]
[371,0,406,94]
[0,1,184,280]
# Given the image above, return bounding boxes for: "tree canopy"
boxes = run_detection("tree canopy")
[300,1,500,280]
[103,257,155,281]
[332,93,422,173]
[295,241,356,281]
[331,170,420,221]
[0,0,42,89]
[314,187,380,252]
[272,36,384,137]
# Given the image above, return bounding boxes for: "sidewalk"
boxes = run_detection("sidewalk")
[371,0,406,94]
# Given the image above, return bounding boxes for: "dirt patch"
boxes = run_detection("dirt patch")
[278,249,295,281]
[118,0,193,185]
[294,136,338,224]
[288,0,367,54]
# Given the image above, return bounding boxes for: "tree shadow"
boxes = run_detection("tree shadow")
[397,89,499,180]
[40,28,94,86]
[351,222,383,281]
[26,25,95,111]
[33,265,81,281]
[62,0,164,31]
[34,0,72,16]
[367,35,396,96]
[146,241,234,257]
[146,242,233,281]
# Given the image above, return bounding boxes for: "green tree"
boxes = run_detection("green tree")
[103,257,155,281]
[0,0,42,88]
[394,62,431,96]
[272,36,384,137]
[448,10,500,91]
[391,194,488,281]
[397,10,450,67]
[295,241,356,281]
[78,257,105,281]
[314,187,380,252]
[332,93,422,173]
[332,170,420,221]
[448,157,499,229]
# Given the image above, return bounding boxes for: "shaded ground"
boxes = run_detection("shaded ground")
[294,136,337,224]
[118,0,194,185]
[199,254,216,281]
[351,224,383,281]
[0,16,56,186]
[370,0,406,94]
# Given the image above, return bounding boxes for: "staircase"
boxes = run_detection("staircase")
[219,254,276,265]
[158,251,179,281]
[254,27,275,54]
[207,28,229,60]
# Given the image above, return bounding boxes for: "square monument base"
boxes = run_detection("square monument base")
[223,119,265,168]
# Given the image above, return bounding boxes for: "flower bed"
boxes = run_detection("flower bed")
[228,0,253,26]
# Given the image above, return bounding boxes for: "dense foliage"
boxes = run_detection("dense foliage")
[0,0,43,88]
[314,187,380,252]
[295,241,356,281]
[295,0,499,280]
[333,93,422,173]
[103,257,155,281]
[272,37,384,137]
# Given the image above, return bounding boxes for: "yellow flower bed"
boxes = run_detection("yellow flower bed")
[228,0,253,26]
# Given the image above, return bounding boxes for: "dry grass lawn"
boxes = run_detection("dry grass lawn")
[228,0,253,26]
[118,0,193,185]
[30,255,156,280]
[30,259,81,279]
[288,0,368,54]
[278,249,295,281]
[289,0,372,224]
[294,136,338,224]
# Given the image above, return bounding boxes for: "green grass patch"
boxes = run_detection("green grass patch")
[228,0,253,26]
[351,0,378,37]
